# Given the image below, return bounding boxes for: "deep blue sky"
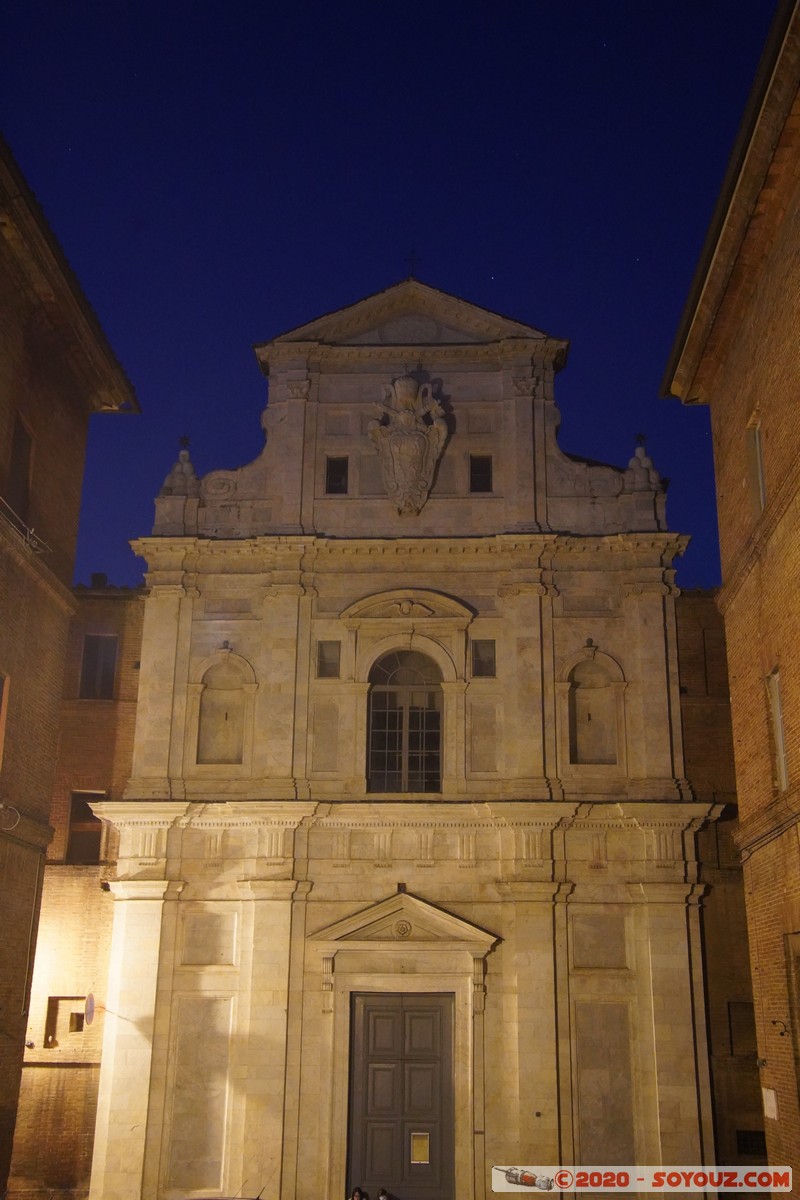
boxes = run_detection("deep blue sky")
[4,1,779,588]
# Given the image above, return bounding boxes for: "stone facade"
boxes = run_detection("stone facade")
[665,0,800,1174]
[0,138,136,1192]
[69,280,758,1200]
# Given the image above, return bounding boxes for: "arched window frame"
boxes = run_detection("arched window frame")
[356,634,460,796]
[185,650,258,778]
[555,646,627,777]
[341,589,472,796]
[366,649,444,794]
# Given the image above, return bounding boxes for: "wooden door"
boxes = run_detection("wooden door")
[348,994,454,1200]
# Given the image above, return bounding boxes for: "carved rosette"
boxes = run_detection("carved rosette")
[368,375,447,514]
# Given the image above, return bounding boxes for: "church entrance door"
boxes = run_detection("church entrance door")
[347,993,454,1200]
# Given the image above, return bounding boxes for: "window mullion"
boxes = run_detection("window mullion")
[400,691,409,791]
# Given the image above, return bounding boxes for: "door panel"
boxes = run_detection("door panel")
[405,1062,437,1112]
[368,1063,399,1112]
[349,994,454,1200]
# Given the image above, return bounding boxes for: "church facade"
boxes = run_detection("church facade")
[89,282,740,1200]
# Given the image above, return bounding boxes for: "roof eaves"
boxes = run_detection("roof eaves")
[661,0,799,403]
[0,135,139,414]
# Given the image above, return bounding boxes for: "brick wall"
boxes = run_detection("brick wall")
[0,250,90,584]
[0,546,71,1180]
[49,587,144,862]
[677,591,764,1164]
[7,588,143,1198]
[707,100,800,1168]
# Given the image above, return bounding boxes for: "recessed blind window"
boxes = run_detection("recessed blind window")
[79,635,118,699]
[766,668,789,791]
[471,640,496,677]
[746,418,766,513]
[469,455,493,493]
[0,672,8,768]
[317,641,341,678]
[6,415,33,524]
[325,456,349,494]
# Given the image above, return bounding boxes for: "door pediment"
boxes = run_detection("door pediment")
[309,891,498,956]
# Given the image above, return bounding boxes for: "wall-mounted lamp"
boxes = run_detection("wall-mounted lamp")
[0,802,21,831]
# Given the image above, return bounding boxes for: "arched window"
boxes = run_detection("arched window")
[197,660,246,765]
[567,658,618,765]
[368,651,442,792]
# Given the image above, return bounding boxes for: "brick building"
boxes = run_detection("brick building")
[0,139,137,1190]
[8,580,144,1198]
[676,593,764,1164]
[664,0,800,1172]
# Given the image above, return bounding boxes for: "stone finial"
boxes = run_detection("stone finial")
[624,444,661,492]
[159,446,200,498]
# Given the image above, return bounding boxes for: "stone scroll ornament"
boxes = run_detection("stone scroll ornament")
[368,375,447,514]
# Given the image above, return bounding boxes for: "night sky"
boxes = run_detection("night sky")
[4,1,779,589]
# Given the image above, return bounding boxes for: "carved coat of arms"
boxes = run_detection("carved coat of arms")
[368,375,447,514]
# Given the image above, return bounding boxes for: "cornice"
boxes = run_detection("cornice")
[261,338,567,371]
[0,138,138,413]
[734,782,800,857]
[132,532,690,580]
[664,5,800,403]
[0,519,76,613]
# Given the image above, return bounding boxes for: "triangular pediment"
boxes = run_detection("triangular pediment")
[309,891,498,952]
[257,279,559,350]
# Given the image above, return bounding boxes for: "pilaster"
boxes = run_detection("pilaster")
[128,584,184,792]
[89,879,173,1200]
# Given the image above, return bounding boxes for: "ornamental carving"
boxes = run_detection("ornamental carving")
[369,375,447,514]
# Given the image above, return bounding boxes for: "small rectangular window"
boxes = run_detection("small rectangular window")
[5,415,33,526]
[325,456,349,494]
[728,1000,757,1056]
[79,634,118,699]
[317,641,341,678]
[469,454,493,493]
[766,668,789,792]
[66,793,103,864]
[736,1129,767,1157]
[471,640,496,677]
